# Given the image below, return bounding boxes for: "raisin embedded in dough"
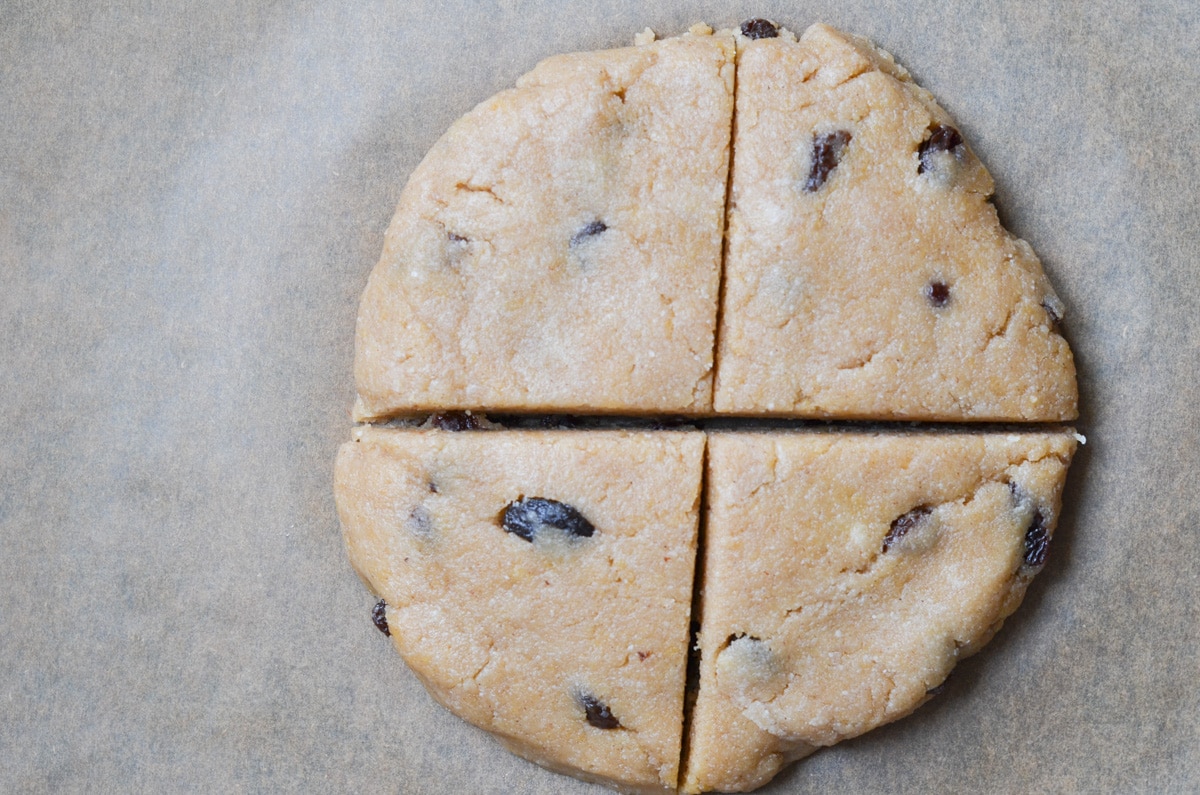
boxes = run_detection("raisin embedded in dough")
[501,497,596,542]
[1023,510,1051,568]
[579,693,622,729]
[740,19,779,40]
[569,220,608,247]
[918,123,965,174]
[804,130,852,192]
[883,505,933,552]
[371,599,390,636]
[925,281,951,307]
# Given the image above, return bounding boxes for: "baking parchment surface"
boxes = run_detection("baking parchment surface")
[2,1,1197,792]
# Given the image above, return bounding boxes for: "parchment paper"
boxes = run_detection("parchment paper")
[2,1,1197,792]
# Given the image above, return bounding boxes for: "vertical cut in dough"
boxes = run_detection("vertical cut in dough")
[335,427,704,792]
[713,23,1078,420]
[353,29,735,420]
[683,430,1077,793]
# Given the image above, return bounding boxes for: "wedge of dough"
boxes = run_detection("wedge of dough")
[335,427,704,792]
[683,430,1077,793]
[354,29,734,420]
[714,24,1078,420]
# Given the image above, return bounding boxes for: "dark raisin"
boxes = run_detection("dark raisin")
[447,232,468,244]
[1023,510,1051,568]
[579,693,620,729]
[570,220,607,247]
[500,497,595,542]
[1009,484,1051,568]
[918,124,964,174]
[431,411,480,431]
[804,130,852,192]
[371,599,390,636]
[884,506,933,552]
[926,281,951,307]
[740,18,779,39]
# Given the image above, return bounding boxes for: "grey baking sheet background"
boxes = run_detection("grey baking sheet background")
[2,0,1197,791]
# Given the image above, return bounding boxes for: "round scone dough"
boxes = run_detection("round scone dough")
[334,426,704,793]
[682,430,1077,793]
[353,26,734,421]
[337,19,1084,795]
[713,23,1078,420]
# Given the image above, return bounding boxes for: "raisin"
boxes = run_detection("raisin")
[884,506,932,552]
[1023,510,1051,568]
[579,693,620,729]
[918,124,964,174]
[1009,484,1051,569]
[447,232,468,244]
[804,130,852,192]
[431,411,480,431]
[371,599,390,636]
[740,18,779,40]
[926,281,951,307]
[500,497,595,542]
[570,220,607,247]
